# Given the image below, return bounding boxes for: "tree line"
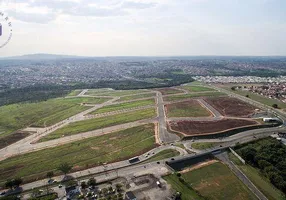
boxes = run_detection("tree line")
[235,137,286,194]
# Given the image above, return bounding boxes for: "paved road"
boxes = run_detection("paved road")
[85,105,155,120]
[216,152,268,200]
[3,145,185,194]
[197,98,222,118]
[183,126,286,153]
[78,89,88,96]
[156,91,180,143]
[0,119,157,160]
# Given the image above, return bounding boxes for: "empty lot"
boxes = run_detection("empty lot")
[165,100,211,118]
[169,119,259,136]
[0,124,156,184]
[204,96,258,117]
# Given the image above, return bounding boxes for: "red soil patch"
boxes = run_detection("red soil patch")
[155,88,182,95]
[0,132,30,149]
[169,119,258,136]
[204,97,258,117]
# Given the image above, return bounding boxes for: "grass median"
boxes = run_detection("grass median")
[86,89,151,97]
[39,108,156,142]
[0,124,156,184]
[163,92,225,102]
[116,92,156,102]
[0,97,110,137]
[90,99,155,114]
[179,85,215,92]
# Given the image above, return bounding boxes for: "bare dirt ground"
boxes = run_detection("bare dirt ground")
[169,119,259,136]
[180,160,219,174]
[204,97,258,117]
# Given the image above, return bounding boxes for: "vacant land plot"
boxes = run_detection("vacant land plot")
[165,100,211,118]
[179,85,215,92]
[90,99,155,114]
[86,89,150,97]
[204,96,258,117]
[181,162,257,200]
[0,124,156,184]
[229,153,285,200]
[169,119,258,136]
[116,92,156,102]
[142,149,180,164]
[163,92,225,102]
[39,108,156,142]
[217,84,286,109]
[154,88,182,95]
[163,174,205,200]
[0,97,110,138]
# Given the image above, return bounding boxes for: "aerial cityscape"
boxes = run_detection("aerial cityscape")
[1,0,286,200]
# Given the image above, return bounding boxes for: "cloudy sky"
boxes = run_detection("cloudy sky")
[0,0,286,57]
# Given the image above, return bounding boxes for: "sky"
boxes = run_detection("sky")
[0,0,286,57]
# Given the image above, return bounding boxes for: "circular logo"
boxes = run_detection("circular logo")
[0,11,12,48]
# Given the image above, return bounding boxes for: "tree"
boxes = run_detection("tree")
[46,171,54,180]
[87,178,96,187]
[272,104,278,109]
[176,172,181,177]
[81,181,87,190]
[246,94,250,98]
[5,180,14,190]
[115,183,122,192]
[231,86,236,91]
[57,162,72,175]
[13,178,23,188]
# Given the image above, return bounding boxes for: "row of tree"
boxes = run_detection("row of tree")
[235,137,286,194]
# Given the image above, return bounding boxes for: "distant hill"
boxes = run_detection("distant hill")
[0,54,90,60]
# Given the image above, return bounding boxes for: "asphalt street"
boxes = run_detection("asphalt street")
[156,91,180,143]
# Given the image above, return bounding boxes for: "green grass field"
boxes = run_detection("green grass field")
[163,174,205,200]
[163,92,225,102]
[182,162,257,200]
[67,90,82,96]
[142,149,180,164]
[154,88,183,95]
[0,97,110,138]
[90,99,155,114]
[86,89,151,97]
[116,92,156,102]
[0,124,156,184]
[179,85,215,92]
[191,142,216,150]
[39,108,156,142]
[166,100,211,117]
[229,153,286,200]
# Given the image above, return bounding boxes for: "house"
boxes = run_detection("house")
[125,191,137,200]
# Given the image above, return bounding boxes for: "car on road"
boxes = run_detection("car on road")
[0,191,6,196]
